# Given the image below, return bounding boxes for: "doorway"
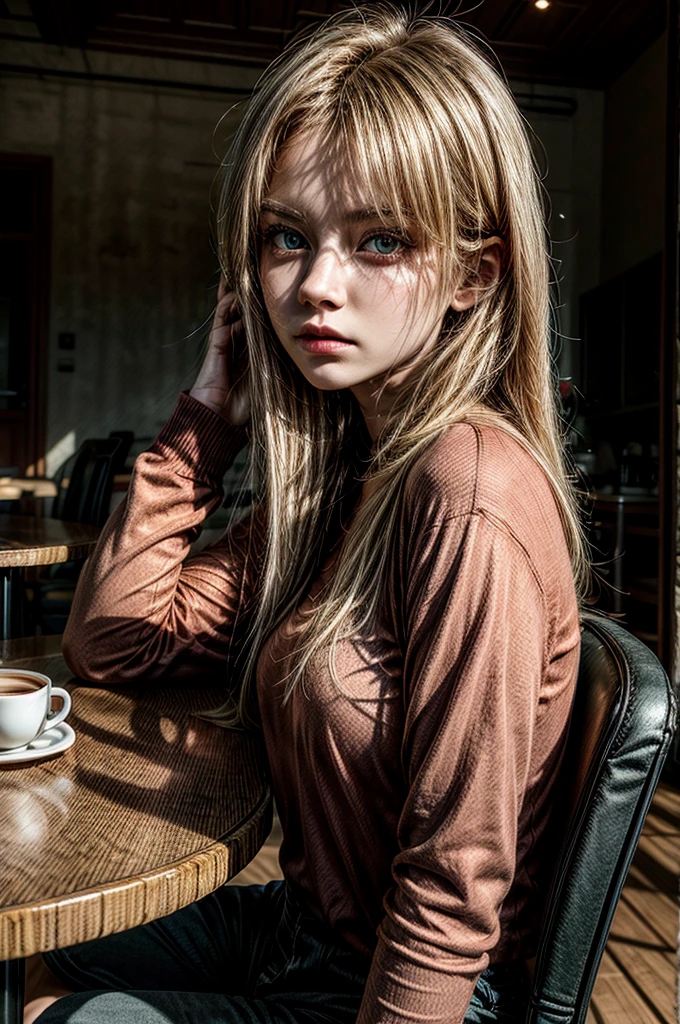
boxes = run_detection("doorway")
[0,154,50,476]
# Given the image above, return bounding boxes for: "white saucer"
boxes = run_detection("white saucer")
[0,722,76,765]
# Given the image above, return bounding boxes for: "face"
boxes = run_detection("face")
[257,131,452,437]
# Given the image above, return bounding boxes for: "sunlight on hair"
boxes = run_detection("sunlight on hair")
[200,2,591,730]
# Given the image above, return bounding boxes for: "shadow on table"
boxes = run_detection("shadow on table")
[66,679,270,840]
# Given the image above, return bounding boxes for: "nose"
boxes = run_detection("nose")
[297,247,347,310]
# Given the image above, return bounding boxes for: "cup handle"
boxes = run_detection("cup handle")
[47,687,71,730]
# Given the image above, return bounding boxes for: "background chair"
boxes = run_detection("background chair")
[51,437,122,527]
[108,430,134,474]
[29,438,122,633]
[527,611,676,1024]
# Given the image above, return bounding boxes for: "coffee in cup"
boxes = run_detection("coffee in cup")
[0,670,71,752]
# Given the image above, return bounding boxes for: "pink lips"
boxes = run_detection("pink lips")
[295,324,354,354]
[298,337,353,353]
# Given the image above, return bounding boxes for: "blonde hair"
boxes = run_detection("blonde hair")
[206,2,590,729]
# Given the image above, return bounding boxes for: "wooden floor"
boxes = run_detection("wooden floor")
[586,779,679,1024]
[230,782,679,1023]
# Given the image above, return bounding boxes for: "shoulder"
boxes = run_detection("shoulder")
[400,422,579,649]
[403,420,569,571]
[405,421,550,514]
[403,421,479,522]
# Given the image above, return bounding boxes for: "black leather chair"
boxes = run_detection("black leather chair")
[527,611,676,1024]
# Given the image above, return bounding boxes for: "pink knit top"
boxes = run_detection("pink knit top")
[63,391,581,1023]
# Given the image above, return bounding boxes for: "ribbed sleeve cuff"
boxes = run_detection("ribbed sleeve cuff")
[150,391,249,482]
[357,933,481,1024]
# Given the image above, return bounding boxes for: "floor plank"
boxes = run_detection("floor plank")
[601,900,676,1021]
[588,951,667,1024]
[618,876,677,950]
[227,812,283,886]
[228,843,283,886]
[588,780,678,1024]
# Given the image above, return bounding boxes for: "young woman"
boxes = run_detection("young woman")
[29,5,586,1023]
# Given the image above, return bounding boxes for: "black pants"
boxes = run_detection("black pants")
[39,880,531,1022]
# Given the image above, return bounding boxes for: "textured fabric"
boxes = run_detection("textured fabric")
[63,390,581,1024]
[39,881,529,1023]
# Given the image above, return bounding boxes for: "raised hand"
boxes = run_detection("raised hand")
[189,276,250,427]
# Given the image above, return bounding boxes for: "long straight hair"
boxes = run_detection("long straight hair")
[205,2,590,729]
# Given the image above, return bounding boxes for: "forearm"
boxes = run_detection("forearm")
[357,933,480,1024]
[63,392,250,682]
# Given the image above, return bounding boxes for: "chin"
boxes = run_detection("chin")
[292,364,361,392]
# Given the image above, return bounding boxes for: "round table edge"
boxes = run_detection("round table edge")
[0,540,99,569]
[0,784,272,960]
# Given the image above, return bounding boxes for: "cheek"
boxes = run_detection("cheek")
[365,273,438,340]
[260,261,298,326]
[360,263,427,312]
[259,260,276,306]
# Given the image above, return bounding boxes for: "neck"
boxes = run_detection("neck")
[349,383,395,443]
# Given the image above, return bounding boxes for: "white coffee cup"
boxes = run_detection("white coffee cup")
[0,669,71,752]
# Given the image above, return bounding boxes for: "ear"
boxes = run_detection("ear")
[450,237,504,312]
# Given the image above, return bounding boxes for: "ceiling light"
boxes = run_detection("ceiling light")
[535,0,551,9]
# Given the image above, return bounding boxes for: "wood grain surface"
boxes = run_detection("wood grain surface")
[0,636,271,960]
[0,516,101,568]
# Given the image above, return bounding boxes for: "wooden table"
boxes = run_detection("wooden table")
[0,517,101,640]
[0,635,271,1024]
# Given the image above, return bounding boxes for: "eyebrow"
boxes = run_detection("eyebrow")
[259,199,396,224]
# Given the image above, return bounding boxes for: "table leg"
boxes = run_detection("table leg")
[1,568,11,641]
[1,958,25,1024]
[0,569,24,642]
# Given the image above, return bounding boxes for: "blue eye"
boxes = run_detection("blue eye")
[274,229,306,250]
[260,222,410,258]
[280,231,303,250]
[365,234,402,255]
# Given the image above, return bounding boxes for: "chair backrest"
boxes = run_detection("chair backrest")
[107,430,134,474]
[51,438,122,527]
[527,612,676,1024]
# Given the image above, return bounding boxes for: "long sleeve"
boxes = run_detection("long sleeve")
[62,391,264,683]
[356,509,549,1024]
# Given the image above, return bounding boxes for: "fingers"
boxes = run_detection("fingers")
[226,318,249,382]
[214,291,240,329]
[215,275,240,319]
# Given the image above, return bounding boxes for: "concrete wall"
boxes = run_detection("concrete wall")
[0,41,259,474]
